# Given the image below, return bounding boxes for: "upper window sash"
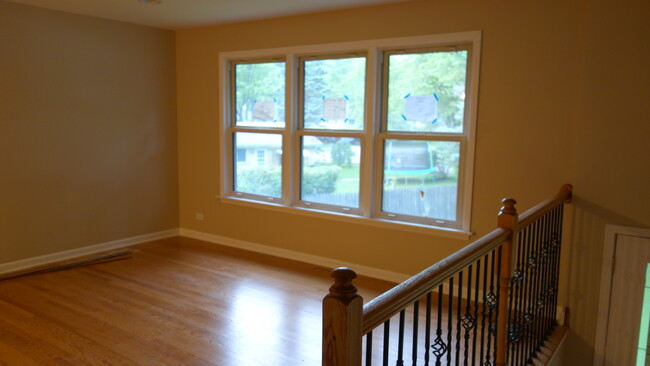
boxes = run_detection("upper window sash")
[298,54,368,132]
[380,45,471,134]
[230,58,287,129]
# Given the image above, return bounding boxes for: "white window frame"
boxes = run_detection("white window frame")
[218,31,481,239]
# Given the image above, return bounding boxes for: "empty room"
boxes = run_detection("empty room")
[1,0,649,364]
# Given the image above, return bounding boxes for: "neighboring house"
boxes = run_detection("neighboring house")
[235,133,282,168]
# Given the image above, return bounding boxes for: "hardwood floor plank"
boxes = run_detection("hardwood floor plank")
[0,236,396,365]
[0,318,127,366]
[0,342,41,366]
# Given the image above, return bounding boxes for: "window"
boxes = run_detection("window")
[220,32,481,235]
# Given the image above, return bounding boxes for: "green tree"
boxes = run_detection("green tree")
[331,140,353,167]
[304,60,332,126]
[387,50,467,132]
[235,62,285,122]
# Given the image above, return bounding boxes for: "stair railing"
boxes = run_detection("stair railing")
[322,185,572,366]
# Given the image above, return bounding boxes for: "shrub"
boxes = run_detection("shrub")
[235,165,341,196]
[302,166,341,195]
[235,166,281,196]
[331,140,353,167]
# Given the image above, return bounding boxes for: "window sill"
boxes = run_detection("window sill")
[218,195,472,240]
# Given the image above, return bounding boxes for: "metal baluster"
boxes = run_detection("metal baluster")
[527,221,539,364]
[432,285,447,366]
[425,292,432,366]
[525,220,537,363]
[514,228,530,364]
[543,211,554,340]
[413,300,419,366]
[456,271,463,366]
[519,229,527,365]
[485,250,497,366]
[480,254,489,365]
[447,277,454,366]
[533,223,540,362]
[462,265,475,365]
[472,258,481,366]
[552,205,563,328]
[551,205,564,328]
[519,226,532,366]
[549,206,560,332]
[527,220,544,363]
[366,331,373,366]
[508,230,523,364]
[384,320,390,366]
[553,208,561,328]
[546,208,555,334]
[536,213,549,352]
[397,310,405,366]
[493,245,502,364]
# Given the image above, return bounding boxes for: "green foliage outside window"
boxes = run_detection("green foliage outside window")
[236,166,341,197]
[387,50,467,132]
[331,140,353,167]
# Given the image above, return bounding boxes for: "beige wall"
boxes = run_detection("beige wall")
[0,2,179,264]
[176,0,577,280]
[562,0,650,364]
[176,0,650,362]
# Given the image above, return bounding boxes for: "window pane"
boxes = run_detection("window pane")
[301,136,360,208]
[303,57,365,130]
[382,140,460,220]
[234,132,282,197]
[235,62,285,127]
[386,50,467,133]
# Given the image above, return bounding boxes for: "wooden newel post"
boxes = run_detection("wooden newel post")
[322,267,363,366]
[496,198,518,366]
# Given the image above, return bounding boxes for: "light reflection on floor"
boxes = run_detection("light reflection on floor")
[228,280,322,365]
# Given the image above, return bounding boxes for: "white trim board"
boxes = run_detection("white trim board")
[0,228,180,275]
[179,228,411,284]
[593,224,650,366]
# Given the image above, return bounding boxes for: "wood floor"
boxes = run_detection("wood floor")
[0,236,395,365]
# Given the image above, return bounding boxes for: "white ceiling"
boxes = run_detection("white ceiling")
[5,0,409,30]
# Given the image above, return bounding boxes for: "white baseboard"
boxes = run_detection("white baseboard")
[0,228,180,275]
[179,228,411,284]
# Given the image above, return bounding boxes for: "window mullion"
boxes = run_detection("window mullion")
[284,54,297,206]
[361,46,381,218]
[371,47,390,220]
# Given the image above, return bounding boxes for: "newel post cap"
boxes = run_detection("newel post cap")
[329,267,358,299]
[498,198,518,229]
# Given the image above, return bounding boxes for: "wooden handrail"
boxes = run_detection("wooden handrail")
[518,184,572,229]
[361,185,572,335]
[324,185,573,366]
[362,227,511,334]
